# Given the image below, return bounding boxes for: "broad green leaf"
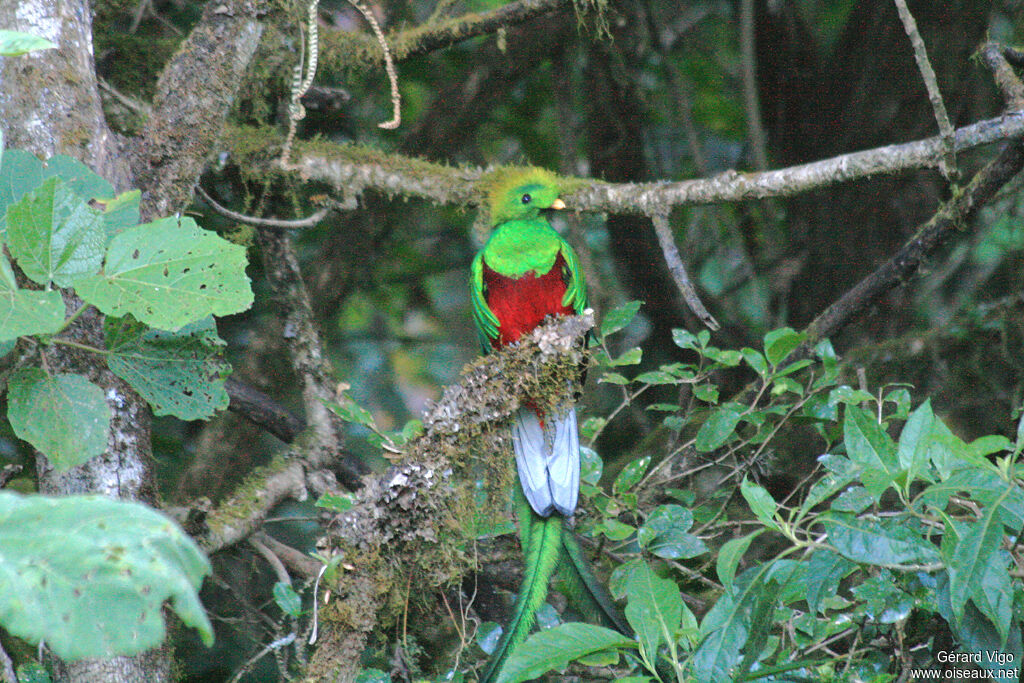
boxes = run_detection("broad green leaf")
[104,316,229,420]
[638,505,707,559]
[6,178,105,287]
[693,563,774,681]
[843,404,897,498]
[613,455,649,493]
[831,486,874,513]
[822,513,940,565]
[579,446,602,485]
[634,370,677,385]
[354,669,390,683]
[693,383,719,404]
[672,328,700,350]
[827,385,874,406]
[324,396,375,428]
[948,504,1006,619]
[74,216,253,331]
[805,549,856,615]
[96,189,141,237]
[315,492,354,512]
[973,550,1013,647]
[42,156,114,204]
[7,369,109,470]
[763,327,805,366]
[695,403,743,452]
[597,519,635,541]
[717,530,763,589]
[580,417,606,442]
[272,582,302,617]
[0,149,46,238]
[0,30,56,56]
[600,300,642,337]
[937,574,1023,681]
[740,347,767,375]
[740,477,777,528]
[968,435,1014,459]
[897,400,934,479]
[0,491,212,660]
[607,346,642,366]
[495,622,633,683]
[0,251,65,341]
[800,454,861,514]
[624,561,683,664]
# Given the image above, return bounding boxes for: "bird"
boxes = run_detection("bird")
[470,168,628,682]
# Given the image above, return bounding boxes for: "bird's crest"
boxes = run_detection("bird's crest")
[482,167,562,224]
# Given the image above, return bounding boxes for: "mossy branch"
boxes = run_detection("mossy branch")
[225,108,1024,216]
[303,312,593,679]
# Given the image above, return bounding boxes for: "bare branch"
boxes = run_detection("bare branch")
[892,0,957,179]
[195,184,332,230]
[650,213,719,330]
[225,376,307,443]
[739,0,768,171]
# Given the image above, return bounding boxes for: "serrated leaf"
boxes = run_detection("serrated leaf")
[272,582,302,617]
[105,316,229,420]
[600,300,642,337]
[695,403,743,452]
[7,368,109,470]
[0,251,65,341]
[0,491,212,660]
[0,30,56,56]
[717,530,763,590]
[74,216,253,331]
[6,178,105,287]
[495,623,633,683]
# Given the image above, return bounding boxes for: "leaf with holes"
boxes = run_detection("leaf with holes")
[6,369,109,470]
[74,216,253,330]
[5,178,105,287]
[104,315,230,420]
[0,251,65,341]
[0,491,212,660]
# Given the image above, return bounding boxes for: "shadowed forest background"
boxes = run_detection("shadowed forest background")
[4,0,1024,681]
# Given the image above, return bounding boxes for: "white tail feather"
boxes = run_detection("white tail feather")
[511,406,580,517]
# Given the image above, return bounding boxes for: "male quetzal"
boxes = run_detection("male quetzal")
[470,168,628,682]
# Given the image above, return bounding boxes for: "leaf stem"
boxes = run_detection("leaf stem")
[51,338,110,356]
[56,304,92,335]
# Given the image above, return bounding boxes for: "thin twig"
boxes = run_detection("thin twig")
[892,0,957,180]
[195,184,332,230]
[739,0,768,171]
[347,0,401,129]
[980,43,1024,109]
[250,536,293,586]
[650,212,719,330]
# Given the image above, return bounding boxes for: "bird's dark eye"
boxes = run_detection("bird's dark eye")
[521,193,531,204]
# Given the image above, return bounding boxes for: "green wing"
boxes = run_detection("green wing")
[470,251,501,352]
[558,236,588,314]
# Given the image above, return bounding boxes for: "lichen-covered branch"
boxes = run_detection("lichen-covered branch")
[131,0,266,220]
[304,312,593,681]
[228,109,1024,217]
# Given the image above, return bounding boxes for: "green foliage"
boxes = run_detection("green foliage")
[6,368,110,471]
[0,143,250,467]
[104,316,230,420]
[502,315,1024,681]
[0,30,56,56]
[0,491,212,660]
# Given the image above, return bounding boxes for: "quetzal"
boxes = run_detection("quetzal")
[470,168,628,683]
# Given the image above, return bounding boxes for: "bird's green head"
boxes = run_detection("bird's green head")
[483,167,565,224]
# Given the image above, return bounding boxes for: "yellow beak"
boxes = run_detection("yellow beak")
[550,198,566,210]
